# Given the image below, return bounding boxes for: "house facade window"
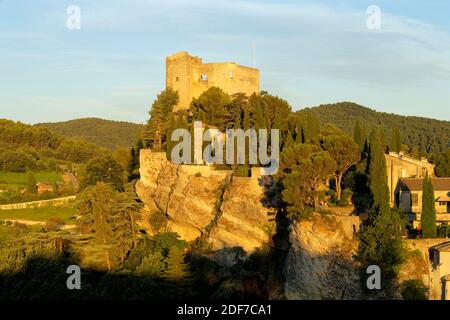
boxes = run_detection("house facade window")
[411,193,419,206]
[200,74,208,81]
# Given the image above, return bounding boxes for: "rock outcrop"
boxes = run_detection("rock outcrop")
[284,214,363,299]
[136,150,275,252]
[209,176,275,251]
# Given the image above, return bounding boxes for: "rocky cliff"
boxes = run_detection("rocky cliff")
[136,150,439,300]
[284,214,364,299]
[136,150,275,253]
[283,214,436,300]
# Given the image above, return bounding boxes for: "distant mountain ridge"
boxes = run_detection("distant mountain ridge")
[35,118,144,150]
[299,102,450,153]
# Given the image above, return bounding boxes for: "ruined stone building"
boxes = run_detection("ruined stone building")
[166,51,260,111]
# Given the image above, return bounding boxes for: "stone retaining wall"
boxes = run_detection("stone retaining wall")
[0,196,76,210]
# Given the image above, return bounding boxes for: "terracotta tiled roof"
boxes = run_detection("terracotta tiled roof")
[399,178,450,191]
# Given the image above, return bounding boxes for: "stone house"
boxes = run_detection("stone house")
[429,242,450,300]
[385,152,435,206]
[37,182,54,194]
[398,177,450,227]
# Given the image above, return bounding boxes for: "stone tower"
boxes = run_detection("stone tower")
[166,51,260,112]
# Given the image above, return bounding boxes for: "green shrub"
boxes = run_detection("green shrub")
[233,165,250,177]
[401,280,428,300]
[149,210,168,233]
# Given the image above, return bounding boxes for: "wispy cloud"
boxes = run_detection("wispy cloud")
[1,0,449,121]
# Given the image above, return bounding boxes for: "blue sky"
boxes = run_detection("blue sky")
[1,0,450,124]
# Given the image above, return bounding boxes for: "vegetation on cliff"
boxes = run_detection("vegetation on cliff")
[1,87,448,300]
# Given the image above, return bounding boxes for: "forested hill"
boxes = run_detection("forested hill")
[0,119,107,173]
[35,118,144,150]
[300,102,450,153]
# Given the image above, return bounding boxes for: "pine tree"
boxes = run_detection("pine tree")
[190,87,231,130]
[136,252,164,277]
[144,88,179,150]
[113,183,143,262]
[77,182,117,270]
[421,173,437,238]
[281,144,336,217]
[165,246,189,282]
[321,134,360,201]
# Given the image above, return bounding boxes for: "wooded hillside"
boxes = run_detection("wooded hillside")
[300,102,450,153]
[35,118,144,150]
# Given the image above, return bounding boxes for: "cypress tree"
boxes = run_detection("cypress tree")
[165,114,176,161]
[369,133,390,214]
[358,128,406,287]
[26,172,37,194]
[128,148,137,177]
[128,139,144,181]
[421,173,437,238]
[353,119,366,150]
[301,112,320,143]
[390,126,402,153]
[254,99,265,130]
[283,130,294,150]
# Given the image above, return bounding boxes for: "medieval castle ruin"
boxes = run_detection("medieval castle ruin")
[166,51,260,111]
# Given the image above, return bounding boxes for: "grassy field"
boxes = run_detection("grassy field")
[0,206,78,223]
[0,171,63,188]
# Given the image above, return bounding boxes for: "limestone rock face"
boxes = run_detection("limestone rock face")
[284,215,363,300]
[136,150,275,252]
[210,177,275,252]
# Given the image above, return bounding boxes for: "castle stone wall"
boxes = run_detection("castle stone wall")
[166,51,259,111]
